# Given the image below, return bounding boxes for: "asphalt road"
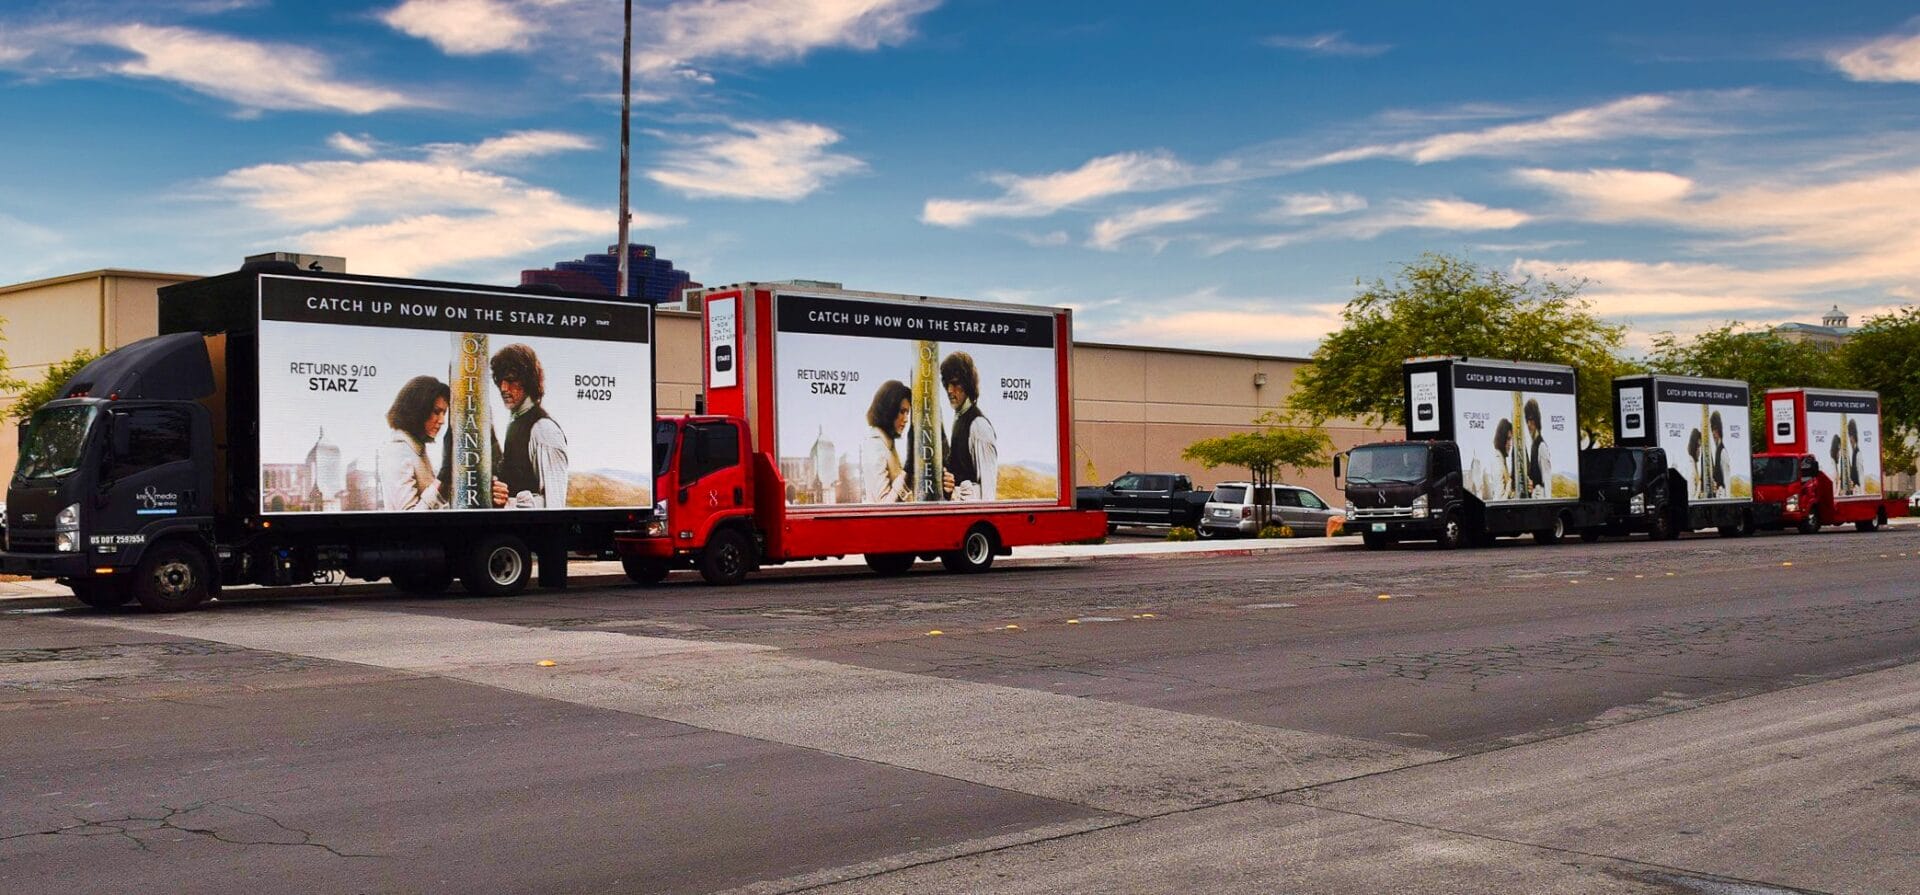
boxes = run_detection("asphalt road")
[2,528,1917,894]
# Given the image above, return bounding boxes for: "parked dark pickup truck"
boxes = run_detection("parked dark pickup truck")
[1076,472,1210,532]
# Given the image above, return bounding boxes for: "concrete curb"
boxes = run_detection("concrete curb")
[0,535,1357,611]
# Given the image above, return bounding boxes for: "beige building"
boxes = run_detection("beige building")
[0,268,1373,501]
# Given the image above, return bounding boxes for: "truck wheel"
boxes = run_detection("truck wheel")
[622,557,669,585]
[391,568,453,596]
[1361,532,1390,550]
[698,529,755,586]
[1533,514,1565,545]
[1649,509,1677,541]
[1856,510,1884,533]
[462,534,532,596]
[1434,513,1465,550]
[70,580,131,610]
[1798,508,1820,535]
[864,553,916,576]
[941,526,998,573]
[132,542,210,613]
[1106,522,1119,535]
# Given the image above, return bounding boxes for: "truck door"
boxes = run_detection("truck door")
[1106,473,1143,524]
[676,420,747,539]
[95,404,211,549]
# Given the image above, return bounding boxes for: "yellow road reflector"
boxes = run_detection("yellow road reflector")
[1781,562,1793,567]
[1569,580,1580,584]
[1004,624,1021,630]
[1634,574,1644,579]
[1665,572,1676,576]
[927,630,944,636]
[1065,619,1081,625]
[537,660,557,667]
[1140,613,1157,618]
[1377,594,1391,600]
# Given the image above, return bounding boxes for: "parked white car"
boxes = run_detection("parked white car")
[1199,482,1338,538]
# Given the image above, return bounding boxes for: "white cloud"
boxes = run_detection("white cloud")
[381,0,539,55]
[328,133,379,157]
[636,0,941,74]
[462,130,595,163]
[99,24,416,114]
[209,133,673,277]
[647,120,865,201]
[1219,198,1529,253]
[1087,198,1217,250]
[923,151,1202,227]
[1308,94,1683,167]
[1513,168,1694,215]
[1262,32,1390,57]
[1084,295,1347,354]
[1829,31,1920,83]
[1268,192,1367,218]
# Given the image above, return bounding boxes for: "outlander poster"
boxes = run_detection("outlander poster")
[254,275,654,515]
[772,292,1062,509]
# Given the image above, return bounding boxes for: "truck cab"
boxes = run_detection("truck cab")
[1576,446,1678,540]
[1339,441,1468,549]
[4,335,222,611]
[619,415,759,586]
[1753,453,1836,533]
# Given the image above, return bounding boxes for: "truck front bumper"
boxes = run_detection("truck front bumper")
[0,550,91,579]
[1350,515,1441,539]
[614,535,676,560]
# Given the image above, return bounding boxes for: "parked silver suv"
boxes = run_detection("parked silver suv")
[1199,482,1338,538]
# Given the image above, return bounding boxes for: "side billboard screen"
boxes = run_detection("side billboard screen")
[1805,392,1881,498]
[1450,362,1580,505]
[772,292,1060,508]
[255,275,654,515]
[1653,380,1751,503]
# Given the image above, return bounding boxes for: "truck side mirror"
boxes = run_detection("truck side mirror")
[1332,454,1345,482]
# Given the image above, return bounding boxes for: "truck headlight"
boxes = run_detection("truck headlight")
[1410,495,1429,519]
[56,503,80,530]
[1786,495,1800,512]
[645,500,669,538]
[1629,494,1645,514]
[1343,501,1356,517]
[55,532,77,553]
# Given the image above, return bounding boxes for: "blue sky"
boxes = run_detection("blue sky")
[3,1,1919,357]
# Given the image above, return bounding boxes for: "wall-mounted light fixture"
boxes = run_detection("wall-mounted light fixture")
[1253,372,1268,388]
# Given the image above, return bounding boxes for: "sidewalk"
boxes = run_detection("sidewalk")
[0,529,1356,609]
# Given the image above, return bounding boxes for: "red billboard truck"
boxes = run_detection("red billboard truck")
[1753,387,1889,533]
[615,284,1107,584]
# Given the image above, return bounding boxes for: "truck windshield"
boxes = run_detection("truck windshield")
[1579,448,1640,484]
[15,405,98,481]
[654,421,677,478]
[1752,456,1799,485]
[1346,444,1429,484]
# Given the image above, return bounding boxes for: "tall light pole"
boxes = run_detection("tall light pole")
[616,0,633,299]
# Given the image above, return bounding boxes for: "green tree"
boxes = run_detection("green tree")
[8,349,98,421]
[1181,411,1331,526]
[1645,323,1852,447]
[1841,307,1920,482]
[1289,253,1630,440]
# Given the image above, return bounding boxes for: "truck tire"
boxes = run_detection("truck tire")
[864,553,916,576]
[132,541,210,613]
[70,580,131,610]
[1533,513,1565,545]
[1856,510,1885,532]
[462,534,532,596]
[1798,508,1820,535]
[1434,513,1465,550]
[941,526,997,573]
[698,529,755,586]
[391,568,453,596]
[622,557,670,585]
[1649,508,1677,541]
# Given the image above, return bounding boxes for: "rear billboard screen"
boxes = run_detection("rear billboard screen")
[255,275,654,515]
[1653,380,1751,503]
[1450,363,1580,505]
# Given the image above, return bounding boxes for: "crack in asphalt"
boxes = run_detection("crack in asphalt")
[0,800,381,859]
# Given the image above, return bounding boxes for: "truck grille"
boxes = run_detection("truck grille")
[8,528,56,552]
[1347,506,1415,519]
